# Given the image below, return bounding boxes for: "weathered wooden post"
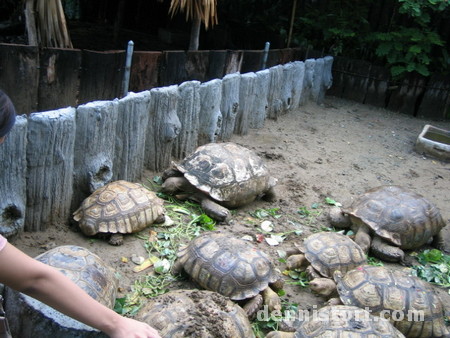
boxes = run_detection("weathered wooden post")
[173,81,201,159]
[267,65,283,120]
[251,69,270,129]
[291,61,305,109]
[198,79,222,146]
[25,108,76,231]
[145,85,181,172]
[235,72,256,135]
[219,73,240,141]
[0,116,27,237]
[71,100,119,213]
[113,91,151,182]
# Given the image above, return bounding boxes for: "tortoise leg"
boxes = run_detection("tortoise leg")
[262,287,281,312]
[353,224,372,253]
[109,233,124,246]
[433,227,450,254]
[242,293,263,319]
[305,265,321,280]
[199,197,231,222]
[370,236,406,264]
[286,253,307,270]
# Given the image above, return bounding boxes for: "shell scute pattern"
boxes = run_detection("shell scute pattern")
[335,265,448,337]
[175,232,279,300]
[74,180,165,237]
[347,186,445,249]
[35,245,118,308]
[304,232,367,278]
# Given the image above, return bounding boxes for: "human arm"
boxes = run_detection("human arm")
[0,242,161,338]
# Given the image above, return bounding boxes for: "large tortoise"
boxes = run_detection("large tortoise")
[73,180,165,245]
[172,232,283,318]
[161,142,277,222]
[137,289,254,337]
[329,185,446,263]
[5,245,118,335]
[309,265,449,338]
[265,305,405,338]
[286,232,367,281]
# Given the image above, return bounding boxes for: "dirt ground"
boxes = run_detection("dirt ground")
[11,96,450,333]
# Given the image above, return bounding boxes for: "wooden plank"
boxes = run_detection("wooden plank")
[241,50,263,73]
[207,50,227,80]
[292,47,307,61]
[219,73,240,141]
[224,50,243,75]
[279,48,294,64]
[0,116,27,237]
[113,91,151,182]
[235,72,256,135]
[129,51,162,92]
[198,79,222,146]
[327,56,349,98]
[251,69,270,129]
[37,48,82,112]
[145,85,181,172]
[266,49,281,69]
[25,108,76,231]
[71,100,119,214]
[186,50,210,83]
[78,50,125,104]
[387,74,426,116]
[0,43,39,116]
[267,65,283,120]
[173,81,201,159]
[364,64,389,108]
[417,74,450,120]
[159,50,187,86]
[341,59,372,103]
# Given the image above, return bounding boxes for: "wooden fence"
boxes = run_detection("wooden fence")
[0,56,334,237]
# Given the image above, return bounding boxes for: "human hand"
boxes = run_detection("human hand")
[107,316,161,338]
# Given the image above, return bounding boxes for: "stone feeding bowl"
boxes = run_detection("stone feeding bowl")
[415,124,450,161]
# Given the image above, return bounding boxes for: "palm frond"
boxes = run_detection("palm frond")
[169,0,218,30]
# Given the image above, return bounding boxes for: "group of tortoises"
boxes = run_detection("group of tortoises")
[59,142,449,336]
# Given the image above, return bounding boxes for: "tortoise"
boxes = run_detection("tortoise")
[285,232,367,282]
[73,180,165,245]
[137,289,254,337]
[329,185,446,263]
[309,265,449,338]
[265,305,405,338]
[172,232,283,318]
[161,142,277,222]
[4,245,118,335]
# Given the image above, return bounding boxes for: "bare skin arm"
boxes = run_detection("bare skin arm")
[0,242,161,338]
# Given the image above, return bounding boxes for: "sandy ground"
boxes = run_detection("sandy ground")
[11,96,450,334]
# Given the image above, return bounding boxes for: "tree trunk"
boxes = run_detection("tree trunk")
[24,0,38,46]
[189,16,201,50]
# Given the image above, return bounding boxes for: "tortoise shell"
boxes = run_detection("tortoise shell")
[345,185,445,249]
[335,265,449,337]
[35,245,118,308]
[138,289,254,337]
[73,180,165,236]
[173,232,279,300]
[173,142,276,208]
[301,232,367,278]
[294,305,405,338]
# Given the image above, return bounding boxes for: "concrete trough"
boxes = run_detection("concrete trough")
[415,124,450,161]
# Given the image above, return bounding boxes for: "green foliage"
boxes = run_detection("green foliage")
[411,249,450,288]
[250,207,282,219]
[251,301,299,337]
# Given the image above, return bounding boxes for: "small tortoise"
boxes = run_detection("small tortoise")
[4,246,118,335]
[329,185,446,263]
[137,289,254,337]
[172,232,283,318]
[35,245,118,307]
[309,265,449,338]
[286,232,367,282]
[266,305,405,338]
[73,180,165,245]
[161,142,277,222]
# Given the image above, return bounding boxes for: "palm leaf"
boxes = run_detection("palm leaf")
[169,0,218,30]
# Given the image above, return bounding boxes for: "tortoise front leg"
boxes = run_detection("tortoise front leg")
[354,223,372,253]
[242,293,263,319]
[199,197,231,222]
[370,236,406,264]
